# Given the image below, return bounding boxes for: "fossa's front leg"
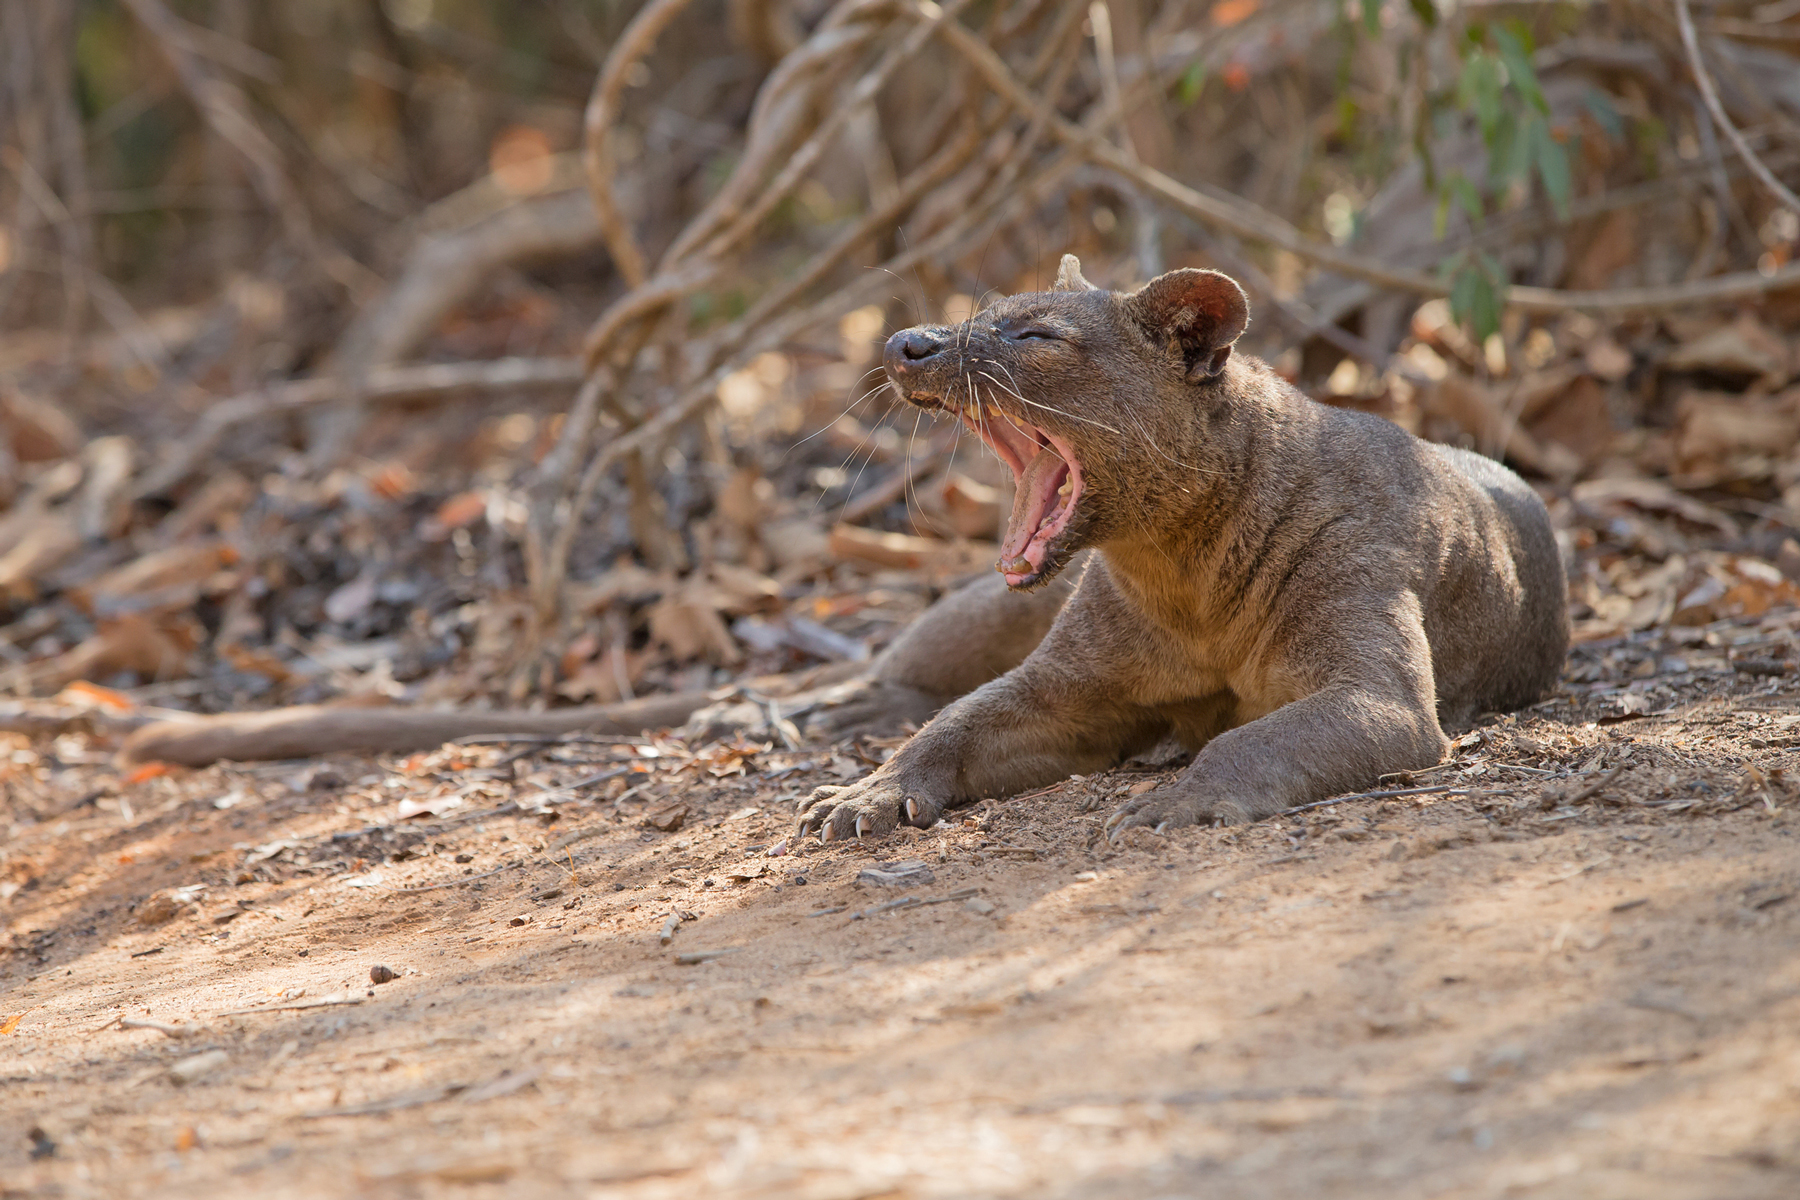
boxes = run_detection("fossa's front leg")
[797,569,1160,841]
[796,657,1164,840]
[1106,591,1448,837]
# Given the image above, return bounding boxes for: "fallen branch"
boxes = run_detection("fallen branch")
[334,190,602,377]
[214,995,365,1017]
[117,690,707,768]
[0,699,155,739]
[1560,762,1633,807]
[1289,784,1478,813]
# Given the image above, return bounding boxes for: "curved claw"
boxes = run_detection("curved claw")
[795,776,940,846]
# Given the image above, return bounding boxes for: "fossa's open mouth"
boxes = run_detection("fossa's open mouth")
[893,379,1083,588]
[960,405,1083,588]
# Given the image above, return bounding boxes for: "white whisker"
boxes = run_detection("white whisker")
[973,369,1123,438]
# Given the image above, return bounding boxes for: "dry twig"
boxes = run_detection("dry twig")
[1676,0,1800,215]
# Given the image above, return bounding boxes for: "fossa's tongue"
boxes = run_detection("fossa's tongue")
[958,409,1082,587]
[999,444,1072,585]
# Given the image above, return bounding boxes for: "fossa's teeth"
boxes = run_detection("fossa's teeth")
[1057,480,1072,497]
[997,555,1032,575]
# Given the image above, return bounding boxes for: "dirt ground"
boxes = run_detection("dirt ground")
[4,608,1800,1200]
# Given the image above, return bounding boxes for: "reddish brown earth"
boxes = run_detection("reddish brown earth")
[4,609,1800,1200]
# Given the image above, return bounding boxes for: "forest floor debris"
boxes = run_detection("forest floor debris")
[4,602,1800,1198]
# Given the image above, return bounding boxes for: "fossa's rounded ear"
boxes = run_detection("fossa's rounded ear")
[1052,253,1099,292]
[1125,268,1250,380]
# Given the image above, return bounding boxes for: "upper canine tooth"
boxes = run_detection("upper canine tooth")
[1057,480,1072,497]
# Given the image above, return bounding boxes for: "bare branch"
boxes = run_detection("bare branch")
[927,9,1800,315]
[117,0,370,290]
[580,0,700,288]
[1675,0,1800,215]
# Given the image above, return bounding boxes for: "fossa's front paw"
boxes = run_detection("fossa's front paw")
[795,776,947,842]
[1102,786,1255,842]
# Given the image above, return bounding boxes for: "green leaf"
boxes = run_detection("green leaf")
[1415,112,1441,191]
[1362,0,1381,35]
[1473,252,1506,338]
[1449,171,1484,225]
[1494,24,1547,113]
[1459,53,1503,143]
[1531,116,1573,218]
[1448,254,1505,342]
[1582,87,1623,142]
[1177,61,1206,107]
[1408,0,1438,29]
[1493,109,1531,187]
[1450,261,1481,329]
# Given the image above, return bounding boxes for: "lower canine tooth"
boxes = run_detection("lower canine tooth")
[997,555,1032,575]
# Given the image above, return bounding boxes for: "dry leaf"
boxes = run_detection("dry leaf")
[0,514,80,599]
[1673,389,1800,482]
[397,795,464,820]
[645,803,689,832]
[0,387,82,461]
[421,490,488,541]
[1524,376,1614,469]
[222,642,293,684]
[648,587,742,666]
[55,680,137,713]
[29,613,195,690]
[1664,315,1789,387]
[367,460,417,502]
[77,541,230,613]
[1420,374,1582,480]
[715,467,771,530]
[123,761,177,785]
[936,472,1004,540]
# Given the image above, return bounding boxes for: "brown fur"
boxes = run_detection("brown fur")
[120,257,1566,799]
[796,256,1569,842]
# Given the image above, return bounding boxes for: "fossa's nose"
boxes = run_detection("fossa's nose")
[885,327,944,370]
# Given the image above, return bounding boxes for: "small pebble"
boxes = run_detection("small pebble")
[964,897,996,915]
[168,1049,229,1086]
[135,893,185,927]
[369,965,398,985]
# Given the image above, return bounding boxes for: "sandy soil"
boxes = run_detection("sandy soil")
[5,610,1800,1200]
